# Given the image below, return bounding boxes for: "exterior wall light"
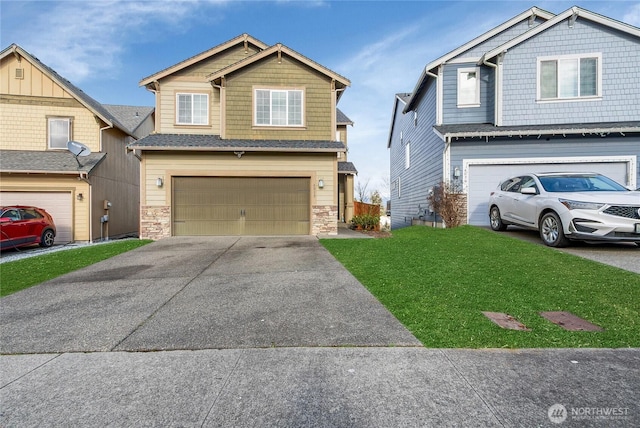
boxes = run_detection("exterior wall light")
[76,193,83,201]
[453,167,461,179]
[156,177,164,188]
[318,179,324,189]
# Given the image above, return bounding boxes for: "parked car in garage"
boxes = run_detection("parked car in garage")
[489,173,640,247]
[0,205,56,250]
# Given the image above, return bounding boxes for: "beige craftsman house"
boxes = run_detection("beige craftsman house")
[130,33,357,239]
[0,44,154,243]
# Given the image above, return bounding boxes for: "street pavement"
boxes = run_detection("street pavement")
[1,235,639,426]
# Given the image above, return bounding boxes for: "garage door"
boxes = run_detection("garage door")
[467,160,630,226]
[0,191,73,244]
[172,177,310,236]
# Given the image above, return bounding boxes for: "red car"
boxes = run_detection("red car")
[0,205,56,250]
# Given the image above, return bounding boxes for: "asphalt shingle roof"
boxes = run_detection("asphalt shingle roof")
[336,109,353,126]
[102,105,154,134]
[338,161,358,175]
[434,121,640,139]
[0,150,106,174]
[128,134,346,152]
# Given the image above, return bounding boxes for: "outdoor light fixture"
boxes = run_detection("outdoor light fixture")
[453,166,461,178]
[318,179,324,189]
[76,193,83,201]
[156,177,164,188]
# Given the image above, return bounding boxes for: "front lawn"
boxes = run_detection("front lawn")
[0,240,152,297]
[321,226,640,348]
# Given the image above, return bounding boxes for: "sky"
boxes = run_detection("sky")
[2,0,639,199]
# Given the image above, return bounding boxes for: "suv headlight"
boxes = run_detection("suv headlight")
[559,199,605,210]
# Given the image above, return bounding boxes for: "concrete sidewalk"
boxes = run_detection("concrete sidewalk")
[2,348,638,426]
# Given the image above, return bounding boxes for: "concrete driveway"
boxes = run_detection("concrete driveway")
[0,236,420,354]
[2,236,639,426]
[493,227,640,274]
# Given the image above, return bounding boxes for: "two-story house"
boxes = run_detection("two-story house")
[0,44,154,243]
[388,6,640,229]
[129,33,355,239]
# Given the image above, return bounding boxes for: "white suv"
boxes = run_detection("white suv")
[488,173,640,247]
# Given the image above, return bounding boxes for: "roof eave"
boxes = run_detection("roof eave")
[129,146,346,153]
[440,126,640,140]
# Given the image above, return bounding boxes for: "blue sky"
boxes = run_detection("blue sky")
[2,0,639,197]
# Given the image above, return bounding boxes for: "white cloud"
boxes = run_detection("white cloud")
[13,0,225,83]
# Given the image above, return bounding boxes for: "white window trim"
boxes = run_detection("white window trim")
[48,117,71,150]
[254,88,305,127]
[536,53,602,102]
[457,67,481,108]
[405,142,411,169]
[176,93,209,126]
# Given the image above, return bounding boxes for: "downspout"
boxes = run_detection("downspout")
[77,172,92,242]
[98,121,113,242]
[482,53,502,126]
[211,77,225,139]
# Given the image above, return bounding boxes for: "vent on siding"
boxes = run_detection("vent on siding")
[15,68,24,79]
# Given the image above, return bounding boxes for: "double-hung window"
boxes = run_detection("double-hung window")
[255,89,303,126]
[538,53,600,100]
[176,93,209,125]
[457,67,480,107]
[48,117,71,149]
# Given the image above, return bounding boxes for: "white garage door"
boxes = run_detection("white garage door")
[0,192,73,244]
[466,159,630,226]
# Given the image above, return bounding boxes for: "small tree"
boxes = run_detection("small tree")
[356,178,370,203]
[427,181,465,228]
[370,190,382,207]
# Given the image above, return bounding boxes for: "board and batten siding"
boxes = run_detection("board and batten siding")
[501,19,640,126]
[224,55,334,141]
[449,135,640,188]
[389,81,443,231]
[142,152,336,207]
[0,53,72,98]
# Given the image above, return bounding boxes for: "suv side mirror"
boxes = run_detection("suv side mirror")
[521,187,537,195]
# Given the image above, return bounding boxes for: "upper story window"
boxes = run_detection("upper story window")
[255,89,303,126]
[176,93,209,125]
[538,53,601,100]
[457,67,480,107]
[48,117,71,149]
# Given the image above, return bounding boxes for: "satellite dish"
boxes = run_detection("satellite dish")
[67,141,92,167]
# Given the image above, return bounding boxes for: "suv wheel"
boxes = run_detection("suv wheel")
[40,229,55,247]
[539,212,569,247]
[489,206,508,231]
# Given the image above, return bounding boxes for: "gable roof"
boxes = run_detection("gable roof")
[103,104,155,135]
[207,41,350,97]
[0,44,133,138]
[404,6,554,112]
[139,33,269,86]
[481,6,640,62]
[387,93,411,148]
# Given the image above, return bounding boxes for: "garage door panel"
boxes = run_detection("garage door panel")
[0,192,72,244]
[467,161,629,226]
[173,177,310,236]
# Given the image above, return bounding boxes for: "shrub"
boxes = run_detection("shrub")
[350,214,380,231]
[427,181,465,228]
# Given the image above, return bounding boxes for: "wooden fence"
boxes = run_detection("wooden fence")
[354,201,381,217]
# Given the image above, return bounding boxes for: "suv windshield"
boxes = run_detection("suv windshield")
[538,174,628,192]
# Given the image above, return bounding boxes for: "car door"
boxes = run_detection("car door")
[498,177,523,224]
[509,176,539,226]
[0,208,27,248]
[19,208,42,242]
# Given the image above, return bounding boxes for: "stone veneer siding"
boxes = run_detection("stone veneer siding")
[140,205,337,239]
[312,205,338,235]
[140,206,171,240]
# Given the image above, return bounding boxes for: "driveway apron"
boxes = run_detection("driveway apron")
[0,236,420,354]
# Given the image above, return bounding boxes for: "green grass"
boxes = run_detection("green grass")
[321,226,640,348]
[0,240,152,297]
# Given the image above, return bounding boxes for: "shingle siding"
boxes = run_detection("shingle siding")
[501,19,640,125]
[442,63,494,124]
